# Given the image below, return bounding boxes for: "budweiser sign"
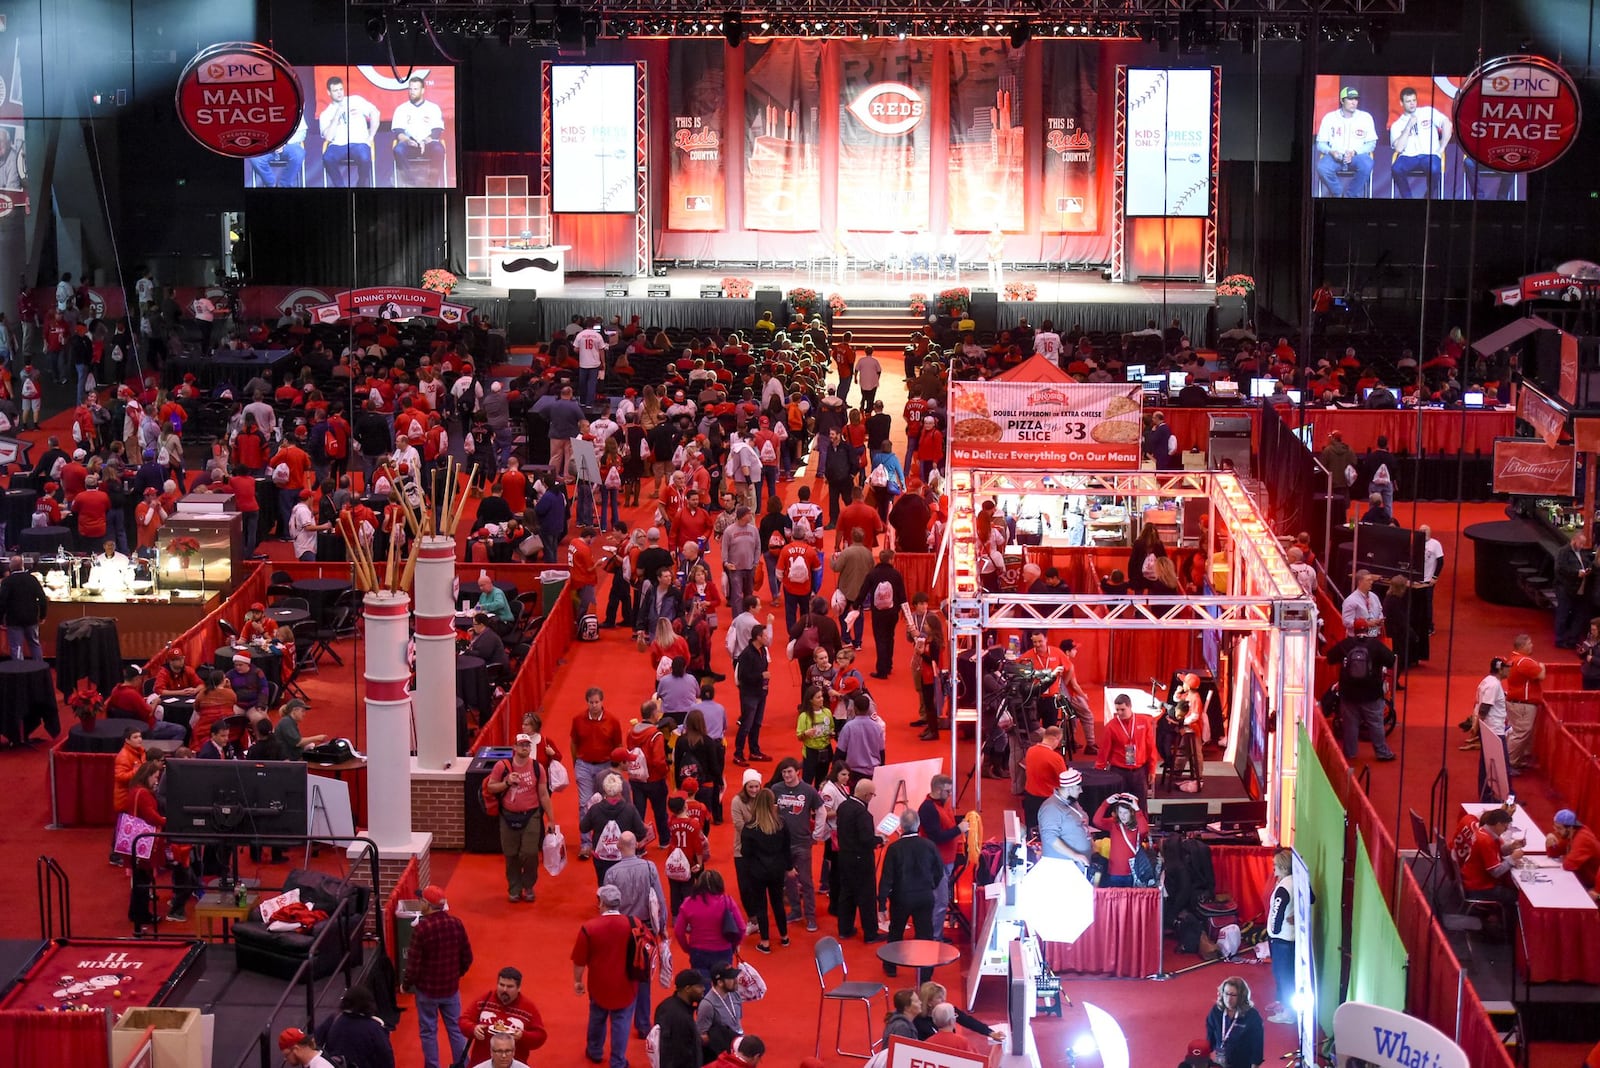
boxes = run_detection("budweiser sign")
[1492,438,1575,496]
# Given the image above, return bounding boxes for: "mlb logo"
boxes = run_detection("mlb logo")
[1056,197,1084,213]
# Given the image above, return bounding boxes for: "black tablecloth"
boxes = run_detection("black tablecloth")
[0,659,57,744]
[1463,519,1552,607]
[19,525,70,555]
[4,489,37,549]
[1068,763,1128,820]
[456,655,491,715]
[315,532,347,562]
[54,616,121,699]
[214,644,284,686]
[65,717,137,754]
[158,696,194,731]
[267,606,310,629]
[292,578,352,625]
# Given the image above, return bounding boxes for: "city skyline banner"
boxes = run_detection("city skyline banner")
[742,38,823,231]
[666,41,727,231]
[837,40,935,232]
[946,41,1026,232]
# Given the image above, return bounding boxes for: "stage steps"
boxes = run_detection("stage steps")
[832,307,925,350]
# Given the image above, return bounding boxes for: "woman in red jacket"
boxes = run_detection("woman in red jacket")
[124,760,197,930]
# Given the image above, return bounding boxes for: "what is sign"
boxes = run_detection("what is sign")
[175,42,303,158]
[1454,54,1582,173]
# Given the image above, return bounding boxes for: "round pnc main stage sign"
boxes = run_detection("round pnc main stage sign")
[175,42,303,158]
[1454,55,1582,173]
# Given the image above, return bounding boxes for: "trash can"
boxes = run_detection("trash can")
[464,746,515,854]
[112,1006,205,1068]
[393,899,425,980]
[539,569,570,617]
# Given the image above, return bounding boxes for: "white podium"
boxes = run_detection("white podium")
[489,245,571,293]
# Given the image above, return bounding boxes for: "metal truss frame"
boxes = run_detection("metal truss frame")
[363,0,1403,21]
[1110,66,1127,283]
[1203,64,1221,285]
[538,61,553,202]
[634,60,651,277]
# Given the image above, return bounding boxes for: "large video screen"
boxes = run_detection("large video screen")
[1312,76,1526,201]
[1124,68,1213,218]
[551,64,637,214]
[242,65,456,189]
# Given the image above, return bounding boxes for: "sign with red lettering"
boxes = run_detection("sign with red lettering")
[1492,438,1576,497]
[175,43,303,158]
[1454,55,1582,173]
[884,1034,990,1068]
[1516,385,1567,447]
[307,287,471,324]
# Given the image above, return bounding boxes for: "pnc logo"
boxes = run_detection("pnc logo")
[1484,68,1560,97]
[847,82,926,137]
[196,55,274,84]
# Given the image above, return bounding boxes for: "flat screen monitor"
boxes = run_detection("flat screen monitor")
[1463,390,1486,408]
[162,759,309,841]
[243,65,457,189]
[1124,68,1215,217]
[1286,389,1303,404]
[1126,363,1146,382]
[1213,380,1239,397]
[1142,374,1167,395]
[550,64,638,213]
[1249,377,1276,398]
[1168,371,1188,390]
[1361,387,1375,401]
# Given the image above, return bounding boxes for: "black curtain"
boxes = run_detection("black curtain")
[1257,401,1321,556]
[242,190,447,287]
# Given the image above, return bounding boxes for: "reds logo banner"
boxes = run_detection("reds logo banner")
[1492,438,1576,496]
[175,42,304,158]
[848,83,926,137]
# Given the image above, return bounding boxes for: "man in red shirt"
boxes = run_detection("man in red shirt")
[500,456,528,515]
[1022,631,1068,731]
[775,532,821,636]
[1458,808,1522,906]
[834,490,884,550]
[572,883,639,1068]
[464,966,548,1066]
[1504,634,1544,772]
[1021,725,1066,831]
[674,490,711,548]
[568,524,599,619]
[269,438,312,539]
[915,416,944,481]
[225,464,261,555]
[1546,809,1600,890]
[1096,693,1158,806]
[404,885,474,1068]
[571,687,625,859]
[323,408,350,480]
[71,473,112,551]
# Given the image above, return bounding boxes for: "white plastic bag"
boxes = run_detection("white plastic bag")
[656,938,675,988]
[665,846,692,882]
[735,959,767,1001]
[547,760,570,792]
[541,825,567,877]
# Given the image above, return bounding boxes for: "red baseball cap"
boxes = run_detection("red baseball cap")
[278,1027,310,1051]
[420,885,447,907]
[611,746,630,764]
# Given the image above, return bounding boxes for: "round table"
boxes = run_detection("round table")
[456,654,492,714]
[4,489,37,549]
[158,696,195,733]
[214,643,285,686]
[291,578,353,624]
[875,938,961,971]
[19,525,70,555]
[1462,519,1550,606]
[267,605,310,629]
[65,717,138,754]
[0,659,57,744]
[54,616,122,699]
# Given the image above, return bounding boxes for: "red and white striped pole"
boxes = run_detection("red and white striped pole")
[413,536,458,769]
[363,590,413,849]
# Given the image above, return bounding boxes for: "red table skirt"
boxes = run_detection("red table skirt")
[1152,406,1513,457]
[1518,899,1600,983]
[48,737,117,828]
[1043,886,1162,978]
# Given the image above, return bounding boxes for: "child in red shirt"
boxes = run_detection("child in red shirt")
[664,794,709,918]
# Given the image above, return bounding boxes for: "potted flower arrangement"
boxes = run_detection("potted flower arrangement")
[1003,281,1038,301]
[1216,273,1256,296]
[1216,273,1256,332]
[165,535,201,567]
[721,277,754,299]
[936,287,971,315]
[68,678,102,732]
[828,292,848,316]
[421,268,458,295]
[908,292,928,316]
[787,286,820,317]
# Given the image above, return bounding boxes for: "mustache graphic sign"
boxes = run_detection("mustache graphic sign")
[1492,437,1576,496]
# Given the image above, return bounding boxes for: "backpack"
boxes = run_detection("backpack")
[665,846,692,881]
[625,747,650,782]
[625,916,657,982]
[646,1024,662,1068]
[872,580,895,611]
[1342,641,1372,683]
[479,761,505,817]
[1131,844,1160,887]
[1179,837,1216,900]
[786,552,810,586]
[605,466,622,490]
[594,817,624,861]
[272,462,291,487]
[759,438,777,464]
[975,840,1006,886]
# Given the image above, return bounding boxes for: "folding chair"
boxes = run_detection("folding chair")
[306,606,349,668]
[813,936,888,1059]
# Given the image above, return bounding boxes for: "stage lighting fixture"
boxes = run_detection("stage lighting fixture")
[493,9,514,46]
[722,10,744,44]
[1365,18,1390,54]
[1009,19,1031,47]
[555,5,585,51]
[759,19,770,30]
[858,22,870,39]
[365,11,387,42]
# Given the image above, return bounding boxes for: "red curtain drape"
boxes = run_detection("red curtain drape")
[468,574,573,754]
[47,735,118,828]
[1544,689,1599,726]
[0,1009,109,1066]
[1542,664,1583,692]
[1209,846,1276,926]
[1534,713,1600,829]
[1515,897,1600,983]
[1042,887,1161,978]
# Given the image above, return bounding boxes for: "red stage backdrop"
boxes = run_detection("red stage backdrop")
[667,41,727,231]
[743,39,822,231]
[837,41,934,231]
[947,42,1026,231]
[1042,46,1101,233]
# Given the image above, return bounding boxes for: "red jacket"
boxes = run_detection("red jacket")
[1097,714,1158,777]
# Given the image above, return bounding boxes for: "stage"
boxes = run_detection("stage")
[452,267,1218,340]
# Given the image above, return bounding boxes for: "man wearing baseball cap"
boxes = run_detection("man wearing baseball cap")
[1546,809,1600,890]
[403,885,474,1068]
[277,1027,334,1067]
[1314,85,1377,197]
[1324,615,1396,764]
[1038,768,1092,868]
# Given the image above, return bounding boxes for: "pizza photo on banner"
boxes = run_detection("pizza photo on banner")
[1491,438,1576,497]
[1041,45,1100,233]
[667,41,726,231]
[948,381,1143,469]
[947,41,1025,232]
[838,41,934,232]
[743,39,822,231]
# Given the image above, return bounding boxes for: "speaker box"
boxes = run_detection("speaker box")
[754,288,783,317]
[969,290,997,333]
[507,289,538,346]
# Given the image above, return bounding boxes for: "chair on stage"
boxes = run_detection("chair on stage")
[806,243,835,286]
[936,235,961,281]
[813,935,888,1060]
[908,246,933,284]
[832,234,858,285]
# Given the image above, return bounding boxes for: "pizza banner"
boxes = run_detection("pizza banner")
[947,41,1025,231]
[1492,437,1576,496]
[947,381,1143,469]
[742,39,822,231]
[1041,46,1100,233]
[309,286,470,324]
[667,41,727,231]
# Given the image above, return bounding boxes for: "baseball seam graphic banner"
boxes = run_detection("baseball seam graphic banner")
[1042,47,1098,234]
[551,64,637,213]
[667,42,726,231]
[838,41,934,232]
[1492,438,1576,496]
[947,42,1025,232]
[1125,68,1212,218]
[947,381,1143,468]
[743,39,822,232]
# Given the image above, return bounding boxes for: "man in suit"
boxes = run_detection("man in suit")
[1554,530,1593,649]
[834,778,882,943]
[877,808,946,980]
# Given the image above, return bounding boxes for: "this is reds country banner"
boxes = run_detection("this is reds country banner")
[743,39,822,231]
[667,41,726,231]
[947,380,1143,469]
[1041,46,1100,234]
[837,41,934,232]
[947,42,1025,231]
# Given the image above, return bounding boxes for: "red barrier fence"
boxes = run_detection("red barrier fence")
[468,576,575,754]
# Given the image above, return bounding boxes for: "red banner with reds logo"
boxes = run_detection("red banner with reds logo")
[308,287,470,324]
[667,41,726,232]
[948,380,1143,470]
[838,41,934,231]
[1041,46,1100,234]
[1492,437,1576,496]
[1516,385,1567,447]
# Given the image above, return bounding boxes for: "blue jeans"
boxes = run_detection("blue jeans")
[7,624,41,660]
[931,859,955,938]
[322,142,372,187]
[414,990,467,1068]
[784,591,808,636]
[688,946,733,987]
[1391,153,1441,198]
[633,979,653,1037]
[248,143,305,187]
[586,1000,634,1068]
[1339,696,1393,760]
[279,487,299,540]
[838,374,852,404]
[599,486,621,529]
[735,689,766,758]
[579,366,599,406]
[75,363,89,405]
[575,758,611,849]
[1315,152,1374,197]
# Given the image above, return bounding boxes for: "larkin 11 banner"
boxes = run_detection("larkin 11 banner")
[1491,437,1576,496]
[947,380,1143,469]
[947,42,1025,231]
[667,41,726,231]
[743,39,822,231]
[1041,46,1100,233]
[838,41,934,232]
